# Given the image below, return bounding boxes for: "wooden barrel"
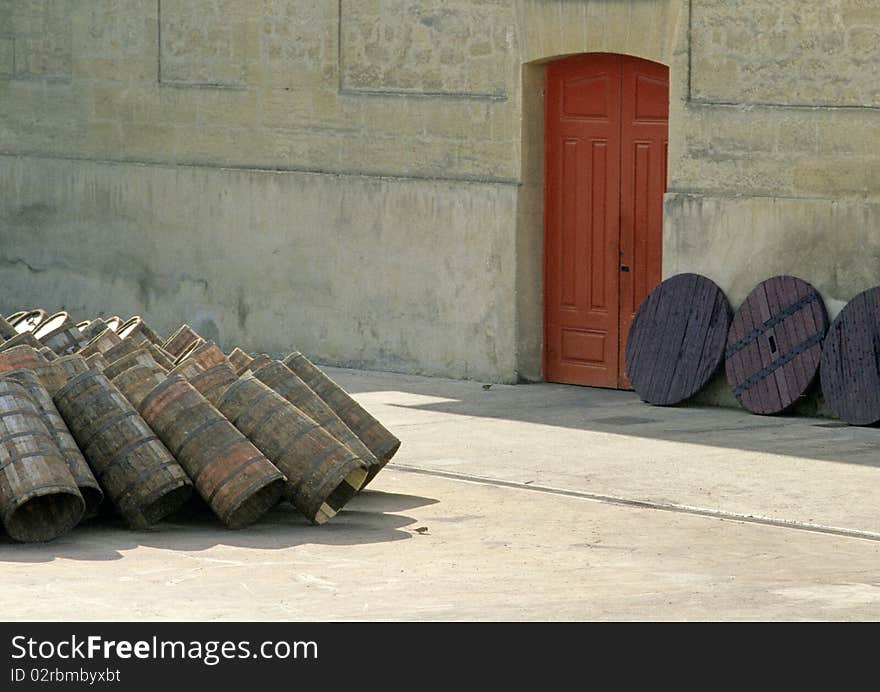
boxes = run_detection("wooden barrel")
[38,347,58,362]
[175,340,228,370]
[172,338,206,365]
[111,363,167,410]
[103,347,164,382]
[2,369,103,518]
[117,316,164,346]
[54,354,89,381]
[29,362,71,396]
[54,370,192,529]
[227,347,252,375]
[253,360,381,480]
[10,309,46,334]
[0,345,48,372]
[103,335,152,365]
[241,353,272,374]
[140,376,286,528]
[188,362,238,406]
[84,353,109,371]
[164,325,203,358]
[217,376,367,524]
[79,328,122,357]
[34,312,87,355]
[78,318,108,343]
[0,332,42,352]
[0,379,84,541]
[149,345,176,371]
[168,357,206,381]
[0,315,16,340]
[283,351,401,466]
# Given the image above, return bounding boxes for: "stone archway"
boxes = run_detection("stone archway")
[513,0,687,382]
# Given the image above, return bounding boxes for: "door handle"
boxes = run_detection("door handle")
[620,265,630,272]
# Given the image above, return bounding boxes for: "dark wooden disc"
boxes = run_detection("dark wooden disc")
[819,286,880,426]
[625,273,730,406]
[725,276,828,415]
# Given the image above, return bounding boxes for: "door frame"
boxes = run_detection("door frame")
[541,52,668,388]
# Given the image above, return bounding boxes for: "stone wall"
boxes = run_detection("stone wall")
[1,0,879,388]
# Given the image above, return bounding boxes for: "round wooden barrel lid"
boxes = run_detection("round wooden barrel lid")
[820,286,880,426]
[625,273,730,406]
[725,276,828,415]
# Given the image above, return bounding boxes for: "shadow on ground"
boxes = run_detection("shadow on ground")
[328,367,880,467]
[0,490,439,564]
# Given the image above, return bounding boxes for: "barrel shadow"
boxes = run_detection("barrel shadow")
[0,490,435,563]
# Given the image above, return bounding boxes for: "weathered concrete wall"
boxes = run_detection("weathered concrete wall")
[0,155,517,381]
[1,0,879,388]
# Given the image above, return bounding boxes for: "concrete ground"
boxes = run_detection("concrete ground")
[2,368,879,621]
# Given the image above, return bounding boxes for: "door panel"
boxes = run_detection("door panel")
[544,53,621,388]
[545,53,668,389]
[619,58,669,388]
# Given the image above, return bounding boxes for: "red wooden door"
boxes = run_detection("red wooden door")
[544,54,668,388]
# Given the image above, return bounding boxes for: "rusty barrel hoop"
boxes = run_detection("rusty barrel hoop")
[2,369,103,517]
[283,352,401,469]
[139,376,286,529]
[53,370,192,529]
[254,360,380,479]
[217,376,367,524]
[0,379,85,541]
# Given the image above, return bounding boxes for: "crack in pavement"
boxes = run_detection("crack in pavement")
[391,464,880,544]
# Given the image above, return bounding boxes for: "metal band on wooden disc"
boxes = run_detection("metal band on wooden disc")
[625,273,730,406]
[820,286,880,426]
[725,276,828,415]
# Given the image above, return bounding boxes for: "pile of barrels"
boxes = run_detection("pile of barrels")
[0,309,400,542]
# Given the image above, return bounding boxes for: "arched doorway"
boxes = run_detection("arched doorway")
[544,53,668,389]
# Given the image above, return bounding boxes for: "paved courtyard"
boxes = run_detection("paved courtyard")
[2,368,879,620]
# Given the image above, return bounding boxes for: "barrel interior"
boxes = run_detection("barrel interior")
[4,487,84,542]
[223,476,286,530]
[79,486,104,518]
[138,481,193,527]
[314,466,368,525]
[34,313,68,339]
